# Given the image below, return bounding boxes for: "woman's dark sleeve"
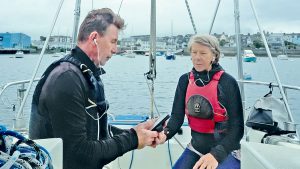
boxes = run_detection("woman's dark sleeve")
[165,74,188,140]
[47,70,138,167]
[210,73,244,162]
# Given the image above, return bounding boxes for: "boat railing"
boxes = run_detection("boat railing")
[0,79,41,97]
[238,79,300,117]
[239,80,300,140]
[0,79,40,98]
[1,79,299,118]
[238,80,300,94]
[0,79,40,119]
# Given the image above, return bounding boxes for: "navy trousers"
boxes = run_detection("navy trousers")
[173,148,240,169]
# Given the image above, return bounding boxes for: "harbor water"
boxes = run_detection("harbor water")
[0,54,300,129]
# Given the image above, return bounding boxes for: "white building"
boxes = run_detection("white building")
[49,35,72,49]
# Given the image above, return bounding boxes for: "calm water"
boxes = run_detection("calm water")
[0,54,300,128]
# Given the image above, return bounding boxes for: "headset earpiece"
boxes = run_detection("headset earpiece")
[93,39,97,45]
[211,57,215,64]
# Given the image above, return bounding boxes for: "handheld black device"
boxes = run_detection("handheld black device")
[151,114,170,132]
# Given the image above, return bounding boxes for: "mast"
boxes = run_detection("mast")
[171,20,173,49]
[147,0,157,119]
[281,34,286,55]
[71,0,81,48]
[234,0,245,109]
[234,0,248,139]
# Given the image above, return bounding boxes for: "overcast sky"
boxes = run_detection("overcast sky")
[1,0,299,40]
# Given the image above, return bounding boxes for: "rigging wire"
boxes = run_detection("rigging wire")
[184,0,197,34]
[248,0,299,140]
[143,76,160,117]
[208,0,221,34]
[16,0,65,120]
[0,96,13,109]
[167,140,173,168]
[143,75,186,151]
[128,150,134,169]
[117,0,124,15]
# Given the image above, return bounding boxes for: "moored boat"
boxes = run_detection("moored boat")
[277,54,288,60]
[15,51,24,58]
[165,51,175,60]
[243,50,257,62]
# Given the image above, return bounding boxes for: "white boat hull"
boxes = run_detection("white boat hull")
[241,140,300,169]
[35,138,63,169]
[107,124,191,169]
[106,123,300,169]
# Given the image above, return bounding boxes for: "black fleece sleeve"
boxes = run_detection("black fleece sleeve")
[46,70,138,168]
[209,73,244,162]
[165,74,188,139]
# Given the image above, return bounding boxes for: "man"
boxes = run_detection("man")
[29,8,163,169]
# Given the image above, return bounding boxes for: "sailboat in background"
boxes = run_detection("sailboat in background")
[277,35,289,60]
[53,48,70,57]
[122,46,135,58]
[165,51,175,60]
[165,20,176,60]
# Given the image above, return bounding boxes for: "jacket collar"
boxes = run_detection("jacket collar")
[192,63,223,74]
[71,46,106,77]
[192,63,224,83]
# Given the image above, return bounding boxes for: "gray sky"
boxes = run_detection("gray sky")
[1,0,299,40]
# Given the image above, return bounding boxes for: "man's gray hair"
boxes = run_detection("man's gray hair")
[77,8,125,42]
[187,34,221,63]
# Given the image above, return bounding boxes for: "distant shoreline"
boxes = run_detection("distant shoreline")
[181,47,300,57]
[1,47,300,58]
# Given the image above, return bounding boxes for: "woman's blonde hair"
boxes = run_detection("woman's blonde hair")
[188,34,221,63]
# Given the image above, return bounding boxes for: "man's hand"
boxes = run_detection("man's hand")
[150,116,168,147]
[152,131,167,147]
[133,119,159,149]
[193,153,218,169]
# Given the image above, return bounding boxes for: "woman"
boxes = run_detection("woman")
[163,34,244,169]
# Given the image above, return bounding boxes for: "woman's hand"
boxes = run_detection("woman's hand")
[153,131,167,146]
[193,153,218,169]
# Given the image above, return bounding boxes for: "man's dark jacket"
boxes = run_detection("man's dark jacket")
[29,47,138,169]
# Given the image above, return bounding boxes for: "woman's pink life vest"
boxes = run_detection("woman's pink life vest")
[185,70,228,133]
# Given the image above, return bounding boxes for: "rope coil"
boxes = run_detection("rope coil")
[0,125,53,169]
